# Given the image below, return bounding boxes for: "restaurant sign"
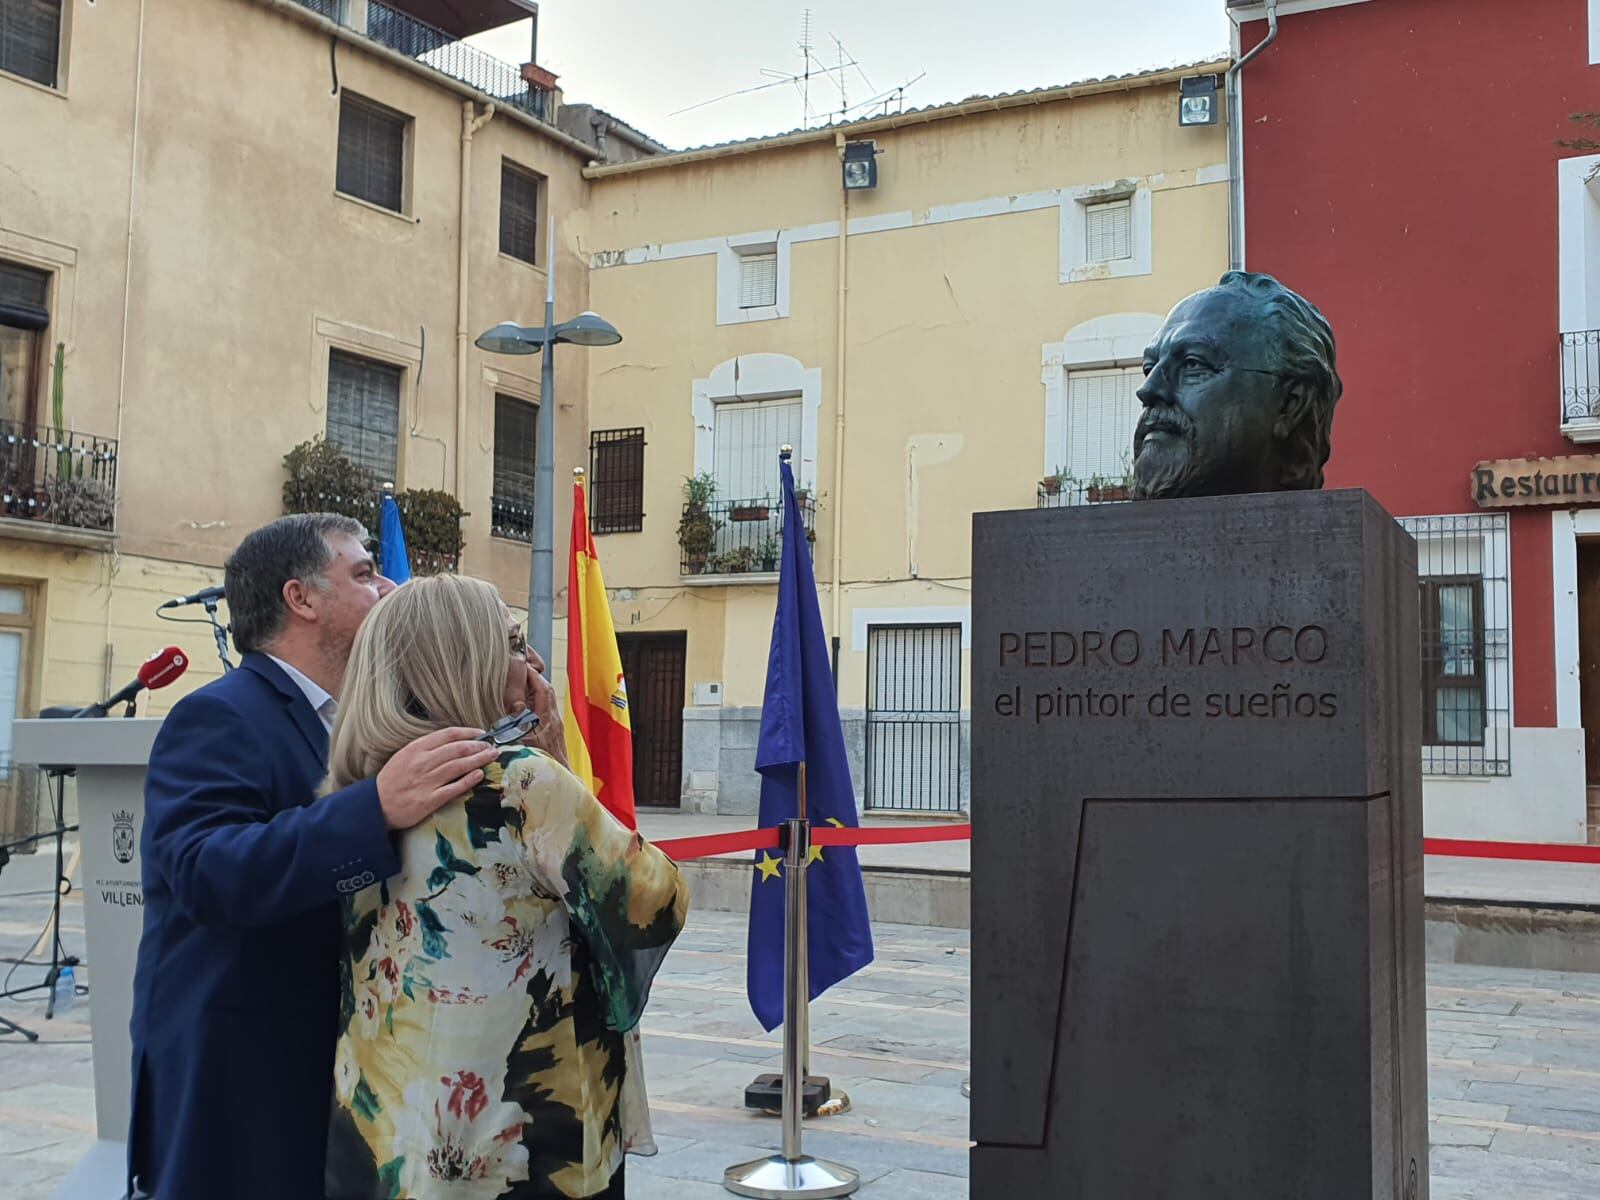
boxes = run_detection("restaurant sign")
[1473,455,1600,509]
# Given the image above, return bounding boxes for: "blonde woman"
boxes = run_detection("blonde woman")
[323,575,688,1200]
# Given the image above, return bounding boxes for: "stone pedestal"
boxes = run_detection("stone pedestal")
[970,490,1427,1199]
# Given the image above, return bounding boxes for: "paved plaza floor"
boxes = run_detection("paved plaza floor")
[7,847,1600,1198]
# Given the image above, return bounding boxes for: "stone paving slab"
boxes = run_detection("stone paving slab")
[8,851,1600,1197]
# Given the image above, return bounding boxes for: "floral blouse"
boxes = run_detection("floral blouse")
[327,748,689,1200]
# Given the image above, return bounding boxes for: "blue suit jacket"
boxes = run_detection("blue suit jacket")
[129,653,399,1199]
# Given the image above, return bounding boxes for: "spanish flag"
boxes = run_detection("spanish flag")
[564,479,636,829]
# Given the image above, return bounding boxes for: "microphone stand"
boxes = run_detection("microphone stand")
[0,767,80,1039]
[202,595,234,673]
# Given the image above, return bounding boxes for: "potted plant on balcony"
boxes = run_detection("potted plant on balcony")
[758,535,779,572]
[729,497,772,522]
[678,472,721,573]
[710,545,757,575]
[1040,467,1071,497]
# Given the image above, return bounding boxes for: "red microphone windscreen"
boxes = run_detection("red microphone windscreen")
[138,646,189,690]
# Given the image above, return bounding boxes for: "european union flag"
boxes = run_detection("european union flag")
[379,493,412,585]
[747,456,874,1031]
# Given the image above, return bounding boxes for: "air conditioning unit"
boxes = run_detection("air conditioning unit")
[692,681,723,706]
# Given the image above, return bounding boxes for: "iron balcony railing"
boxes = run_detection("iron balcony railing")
[295,0,551,119]
[1036,479,1133,508]
[491,494,534,543]
[1562,330,1600,425]
[679,494,815,577]
[0,420,118,534]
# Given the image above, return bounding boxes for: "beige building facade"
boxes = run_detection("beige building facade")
[0,0,633,834]
[579,64,1230,814]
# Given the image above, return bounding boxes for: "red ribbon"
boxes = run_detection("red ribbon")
[1423,837,1600,865]
[654,822,973,862]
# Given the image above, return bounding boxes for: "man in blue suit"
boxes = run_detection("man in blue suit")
[128,514,501,1198]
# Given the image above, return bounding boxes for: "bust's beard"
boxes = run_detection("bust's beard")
[1131,438,1198,500]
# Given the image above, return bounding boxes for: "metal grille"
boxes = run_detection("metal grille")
[326,351,401,483]
[1562,330,1600,424]
[617,633,686,809]
[337,93,408,212]
[0,0,60,88]
[499,161,542,265]
[865,624,965,812]
[590,427,644,534]
[491,394,536,542]
[1398,514,1511,777]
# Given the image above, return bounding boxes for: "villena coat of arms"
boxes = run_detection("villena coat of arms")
[112,809,136,865]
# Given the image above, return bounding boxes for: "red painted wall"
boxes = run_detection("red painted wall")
[1239,0,1600,727]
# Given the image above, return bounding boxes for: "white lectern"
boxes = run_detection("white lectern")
[12,717,163,1200]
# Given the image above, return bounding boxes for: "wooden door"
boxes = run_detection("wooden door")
[1578,544,1600,786]
[617,633,686,810]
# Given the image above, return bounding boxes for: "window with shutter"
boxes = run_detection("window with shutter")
[589,428,645,534]
[737,252,779,309]
[337,94,409,213]
[326,351,402,483]
[714,398,800,503]
[0,261,48,425]
[0,0,61,88]
[491,394,537,542]
[1062,367,1141,489]
[1085,199,1133,264]
[499,161,544,265]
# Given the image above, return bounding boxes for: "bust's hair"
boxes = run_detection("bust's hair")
[327,574,509,789]
[1215,271,1342,489]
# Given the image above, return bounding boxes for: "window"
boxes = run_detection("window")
[0,261,48,425]
[337,93,408,212]
[1399,514,1512,776]
[1086,199,1133,264]
[589,427,645,534]
[499,161,544,265]
[715,397,800,504]
[0,0,60,88]
[737,251,778,309]
[1053,366,1141,503]
[326,351,401,482]
[491,393,537,542]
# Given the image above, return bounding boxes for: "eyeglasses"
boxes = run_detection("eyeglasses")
[509,625,528,659]
[478,708,539,745]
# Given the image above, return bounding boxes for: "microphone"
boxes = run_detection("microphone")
[160,586,225,610]
[72,646,190,718]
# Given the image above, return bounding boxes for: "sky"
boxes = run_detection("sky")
[470,1,1233,151]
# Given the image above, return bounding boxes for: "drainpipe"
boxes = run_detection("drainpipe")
[456,101,495,499]
[1226,0,1279,272]
[830,132,850,691]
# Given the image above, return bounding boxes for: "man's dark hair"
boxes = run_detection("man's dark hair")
[1215,270,1343,490]
[224,514,368,653]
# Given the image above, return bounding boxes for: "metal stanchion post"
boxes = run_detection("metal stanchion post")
[724,804,859,1197]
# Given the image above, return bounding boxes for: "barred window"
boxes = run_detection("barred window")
[326,351,401,483]
[492,394,537,542]
[0,0,62,88]
[590,427,645,534]
[337,93,408,213]
[499,161,544,266]
[1398,514,1511,777]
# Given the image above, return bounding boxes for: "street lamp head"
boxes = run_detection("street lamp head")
[554,311,623,347]
[475,322,544,355]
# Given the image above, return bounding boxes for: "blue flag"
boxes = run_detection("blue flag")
[746,457,874,1031]
[379,493,412,585]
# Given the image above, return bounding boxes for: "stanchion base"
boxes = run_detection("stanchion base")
[723,1154,860,1198]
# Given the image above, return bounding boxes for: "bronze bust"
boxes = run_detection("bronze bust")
[1131,271,1342,500]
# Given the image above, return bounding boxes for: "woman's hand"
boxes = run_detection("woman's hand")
[521,649,570,769]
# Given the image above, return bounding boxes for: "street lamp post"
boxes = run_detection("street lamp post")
[476,222,621,669]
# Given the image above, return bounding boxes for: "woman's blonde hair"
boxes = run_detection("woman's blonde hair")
[327,574,511,789]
